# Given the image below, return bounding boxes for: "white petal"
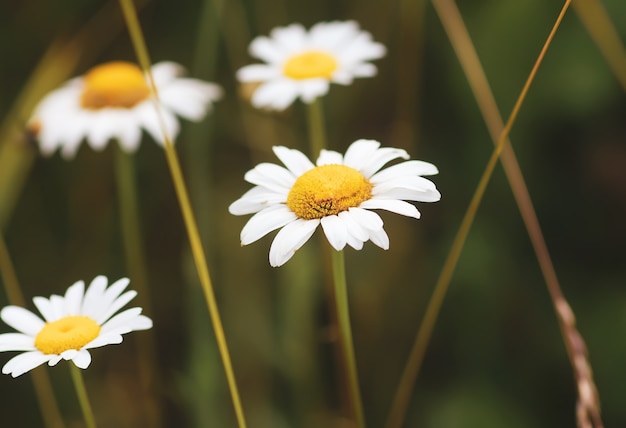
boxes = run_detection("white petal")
[69,349,92,369]
[47,355,63,366]
[151,62,185,86]
[251,79,299,110]
[340,63,377,79]
[271,23,308,54]
[100,308,152,335]
[81,277,107,317]
[228,186,286,215]
[316,149,343,165]
[115,115,143,153]
[48,295,66,321]
[0,306,45,336]
[249,36,285,63]
[237,64,281,82]
[137,102,180,145]
[272,146,315,176]
[368,228,390,250]
[338,32,387,63]
[60,349,78,360]
[346,207,384,231]
[0,333,36,351]
[64,280,85,315]
[244,163,295,193]
[81,276,109,316]
[342,139,381,169]
[339,208,369,250]
[359,147,410,178]
[269,218,319,267]
[369,160,439,183]
[2,351,51,377]
[374,187,442,203]
[32,296,57,323]
[240,205,297,245]
[310,21,359,51]
[85,110,120,150]
[360,199,421,219]
[95,290,137,325]
[373,175,437,193]
[160,79,222,121]
[297,79,330,103]
[321,215,350,251]
[84,333,123,349]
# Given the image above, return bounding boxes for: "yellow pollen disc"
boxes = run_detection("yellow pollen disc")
[286,164,372,220]
[283,51,338,80]
[80,61,150,109]
[35,316,101,355]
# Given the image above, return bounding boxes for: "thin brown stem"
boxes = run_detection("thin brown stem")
[432,1,603,426]
[385,1,575,427]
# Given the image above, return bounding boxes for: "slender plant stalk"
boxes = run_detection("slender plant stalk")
[113,146,162,428]
[331,250,365,428]
[0,235,66,428]
[385,1,573,427]
[307,98,327,155]
[430,0,604,427]
[69,364,96,428]
[116,1,247,427]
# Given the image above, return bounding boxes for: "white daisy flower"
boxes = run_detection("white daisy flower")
[0,276,152,378]
[29,61,223,159]
[237,21,386,110]
[229,139,441,267]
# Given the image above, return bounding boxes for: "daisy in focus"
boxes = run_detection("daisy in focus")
[229,139,441,267]
[237,21,386,110]
[0,276,152,377]
[29,61,223,159]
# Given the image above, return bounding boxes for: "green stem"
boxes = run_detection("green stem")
[385,1,573,427]
[113,148,149,306]
[306,97,327,155]
[113,146,162,428]
[331,250,365,428]
[69,364,96,428]
[117,1,247,427]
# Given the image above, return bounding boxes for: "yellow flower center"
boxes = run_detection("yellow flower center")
[283,51,338,80]
[34,316,101,355]
[286,164,372,220]
[80,61,150,109]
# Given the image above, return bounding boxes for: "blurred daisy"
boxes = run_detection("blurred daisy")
[29,61,223,158]
[229,139,441,267]
[0,276,152,377]
[237,21,386,110]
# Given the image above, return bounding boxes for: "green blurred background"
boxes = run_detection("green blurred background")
[1,0,625,427]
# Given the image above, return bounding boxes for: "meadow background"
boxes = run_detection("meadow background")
[1,0,625,426]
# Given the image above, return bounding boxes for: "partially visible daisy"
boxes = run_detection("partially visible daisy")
[0,275,152,377]
[237,21,386,110]
[29,61,223,158]
[229,139,441,267]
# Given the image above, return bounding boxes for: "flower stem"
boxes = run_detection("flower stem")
[307,97,327,155]
[69,364,96,428]
[331,249,365,428]
[0,235,66,428]
[385,1,573,427]
[117,1,247,427]
[113,146,162,428]
[432,1,603,427]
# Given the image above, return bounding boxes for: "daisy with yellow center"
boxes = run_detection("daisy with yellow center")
[0,276,152,377]
[229,139,441,267]
[30,61,223,158]
[237,21,386,110]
